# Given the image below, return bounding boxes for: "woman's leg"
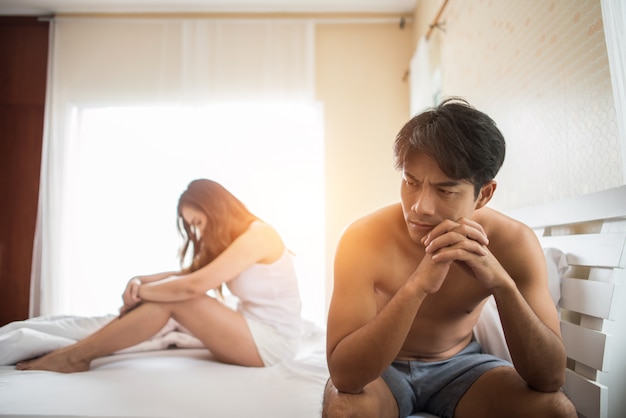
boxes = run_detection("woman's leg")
[167,295,264,367]
[17,295,263,372]
[16,302,172,372]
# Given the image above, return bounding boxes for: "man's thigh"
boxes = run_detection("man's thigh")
[454,366,576,418]
[323,377,399,418]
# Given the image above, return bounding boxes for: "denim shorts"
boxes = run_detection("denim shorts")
[381,341,512,418]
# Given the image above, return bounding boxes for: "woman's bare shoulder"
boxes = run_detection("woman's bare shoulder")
[244,220,285,263]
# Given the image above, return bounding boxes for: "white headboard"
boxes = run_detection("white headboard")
[507,185,626,418]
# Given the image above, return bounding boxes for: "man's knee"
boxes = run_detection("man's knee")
[546,390,578,418]
[458,366,578,418]
[525,386,577,418]
[322,379,384,418]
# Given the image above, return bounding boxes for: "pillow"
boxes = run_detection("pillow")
[544,247,567,308]
[473,248,567,362]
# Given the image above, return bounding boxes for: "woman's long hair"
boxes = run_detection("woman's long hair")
[177,179,258,277]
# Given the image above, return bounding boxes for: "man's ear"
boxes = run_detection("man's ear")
[475,181,496,209]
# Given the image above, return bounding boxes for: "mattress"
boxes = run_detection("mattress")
[0,326,328,418]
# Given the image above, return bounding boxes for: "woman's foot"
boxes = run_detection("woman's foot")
[15,348,91,373]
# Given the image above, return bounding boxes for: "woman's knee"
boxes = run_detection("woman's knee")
[167,295,217,313]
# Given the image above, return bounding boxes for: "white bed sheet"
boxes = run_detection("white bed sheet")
[0,328,328,418]
[0,248,566,418]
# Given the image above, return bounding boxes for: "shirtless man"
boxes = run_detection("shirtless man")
[323,98,577,418]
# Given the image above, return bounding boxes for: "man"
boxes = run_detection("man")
[323,98,576,418]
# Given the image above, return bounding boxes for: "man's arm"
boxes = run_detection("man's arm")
[426,216,566,391]
[326,220,450,393]
[490,225,566,391]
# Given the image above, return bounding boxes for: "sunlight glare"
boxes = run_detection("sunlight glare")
[68,102,325,325]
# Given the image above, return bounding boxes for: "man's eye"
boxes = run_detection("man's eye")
[439,189,454,195]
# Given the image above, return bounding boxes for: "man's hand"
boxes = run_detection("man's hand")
[422,217,506,290]
[410,251,453,295]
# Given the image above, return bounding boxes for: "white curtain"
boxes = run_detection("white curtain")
[601,0,626,184]
[409,37,439,116]
[409,38,429,116]
[31,18,325,323]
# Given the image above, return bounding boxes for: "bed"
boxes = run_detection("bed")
[2,185,625,418]
[0,316,328,418]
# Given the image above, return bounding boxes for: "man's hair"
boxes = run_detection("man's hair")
[393,97,506,196]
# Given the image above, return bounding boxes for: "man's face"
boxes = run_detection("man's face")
[400,153,481,243]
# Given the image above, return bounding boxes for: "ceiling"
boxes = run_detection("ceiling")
[0,0,417,16]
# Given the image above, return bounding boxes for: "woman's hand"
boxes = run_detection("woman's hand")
[119,277,142,317]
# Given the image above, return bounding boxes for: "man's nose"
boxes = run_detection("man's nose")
[411,189,436,216]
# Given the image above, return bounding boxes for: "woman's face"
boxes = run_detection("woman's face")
[181,205,207,240]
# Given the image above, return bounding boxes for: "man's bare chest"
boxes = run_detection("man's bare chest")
[373,262,489,318]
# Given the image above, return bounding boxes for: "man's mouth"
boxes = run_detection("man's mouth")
[408,220,434,230]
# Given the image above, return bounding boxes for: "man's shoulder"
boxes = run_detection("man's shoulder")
[338,203,405,247]
[335,203,414,279]
[476,206,540,259]
[345,203,402,233]
[474,206,529,234]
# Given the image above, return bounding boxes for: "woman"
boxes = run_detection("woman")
[17,179,302,372]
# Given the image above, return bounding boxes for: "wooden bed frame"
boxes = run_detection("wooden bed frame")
[507,185,626,418]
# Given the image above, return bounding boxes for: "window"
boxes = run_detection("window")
[64,102,325,324]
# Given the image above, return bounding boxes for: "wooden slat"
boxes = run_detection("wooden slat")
[506,188,626,418]
[561,322,609,371]
[507,186,626,229]
[560,277,616,319]
[539,233,626,268]
[563,369,608,418]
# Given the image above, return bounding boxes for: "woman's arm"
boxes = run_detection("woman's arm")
[120,271,180,314]
[133,271,181,284]
[137,221,283,302]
